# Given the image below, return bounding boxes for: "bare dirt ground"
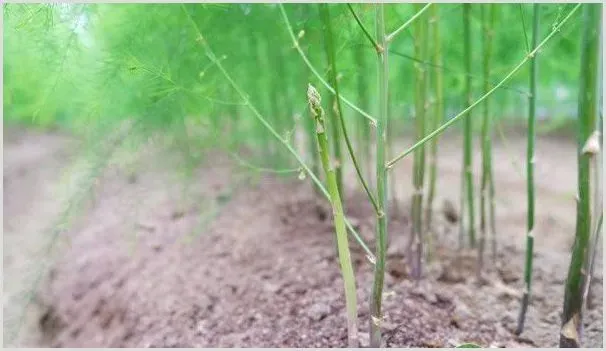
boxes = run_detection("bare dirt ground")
[3,124,603,347]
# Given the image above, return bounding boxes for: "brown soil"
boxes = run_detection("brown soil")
[3,125,603,347]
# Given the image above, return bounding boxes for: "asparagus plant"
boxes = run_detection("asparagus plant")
[461,3,476,248]
[320,4,344,198]
[425,3,443,241]
[370,4,389,346]
[307,84,359,347]
[516,3,539,335]
[320,4,380,258]
[560,3,601,347]
[410,2,429,279]
[300,9,322,195]
[478,3,496,277]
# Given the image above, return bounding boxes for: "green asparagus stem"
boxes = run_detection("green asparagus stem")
[307,84,359,347]
[516,3,539,336]
[370,4,388,347]
[560,3,601,347]
[462,3,476,248]
[410,2,429,279]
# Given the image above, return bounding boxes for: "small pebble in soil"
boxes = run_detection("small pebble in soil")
[387,260,409,280]
[442,199,459,223]
[306,302,331,321]
[497,265,519,283]
[127,173,138,184]
[171,210,185,220]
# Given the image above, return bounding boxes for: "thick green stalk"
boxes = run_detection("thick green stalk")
[370,4,388,347]
[321,4,379,213]
[425,4,443,240]
[462,3,476,248]
[560,4,601,347]
[307,84,358,347]
[516,3,539,335]
[320,4,344,198]
[410,3,429,279]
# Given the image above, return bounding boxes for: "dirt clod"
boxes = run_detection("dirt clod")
[306,302,332,321]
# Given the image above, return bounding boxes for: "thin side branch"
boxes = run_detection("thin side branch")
[389,49,529,97]
[347,4,382,53]
[385,3,433,43]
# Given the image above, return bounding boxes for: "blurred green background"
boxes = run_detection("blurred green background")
[4,3,584,145]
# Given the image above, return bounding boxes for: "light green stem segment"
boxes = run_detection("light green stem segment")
[462,3,476,248]
[411,2,429,278]
[370,3,388,348]
[516,3,539,336]
[425,3,443,242]
[307,84,358,347]
[479,3,496,274]
[320,3,344,199]
[560,3,601,348]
